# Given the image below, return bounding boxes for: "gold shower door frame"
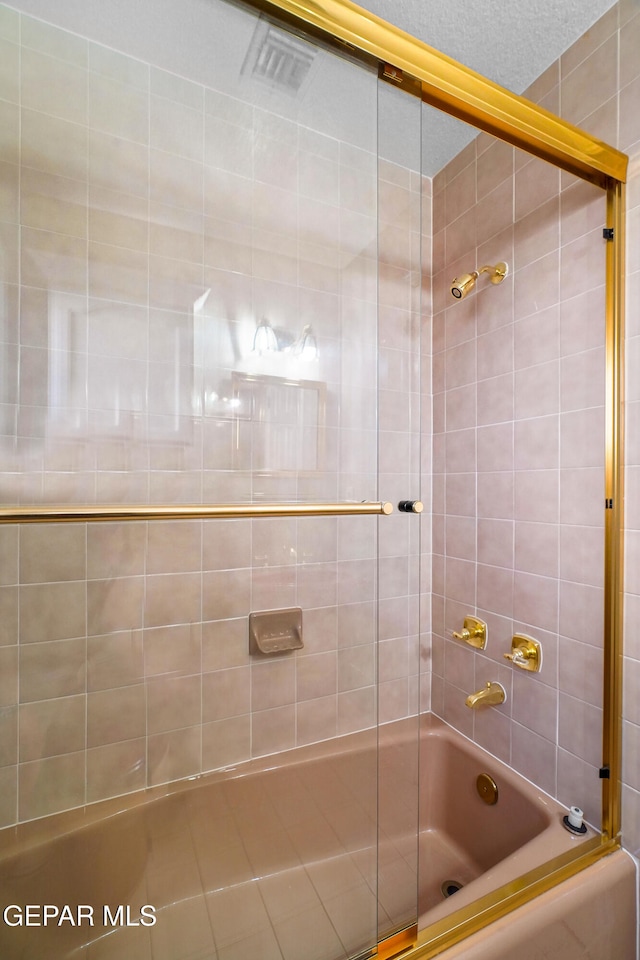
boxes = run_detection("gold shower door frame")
[246,0,628,957]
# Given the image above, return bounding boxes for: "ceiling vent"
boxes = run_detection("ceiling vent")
[242,22,316,95]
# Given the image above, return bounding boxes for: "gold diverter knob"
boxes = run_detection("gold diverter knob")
[451,616,487,650]
[503,634,542,672]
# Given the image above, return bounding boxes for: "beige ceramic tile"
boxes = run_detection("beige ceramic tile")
[203,666,250,723]
[19,523,86,584]
[151,66,202,110]
[21,46,87,124]
[205,115,253,178]
[89,71,149,144]
[18,750,85,821]
[19,581,86,644]
[88,240,148,303]
[87,738,146,804]
[0,763,16,826]
[21,108,87,181]
[0,645,17,709]
[250,658,295,714]
[88,684,145,747]
[149,202,203,263]
[144,572,201,629]
[476,563,513,619]
[147,674,201,735]
[0,703,17,767]
[515,518,560,580]
[0,100,18,166]
[296,652,337,702]
[148,726,201,786]
[556,746,600,827]
[560,33,618,127]
[251,704,295,757]
[144,623,201,679]
[86,522,145,579]
[151,148,203,212]
[560,407,606,468]
[21,226,87,294]
[201,618,248,672]
[0,527,17,586]
[513,572,559,633]
[150,94,203,162]
[19,694,85,762]
[558,637,603,706]
[20,167,87,239]
[148,253,204,313]
[0,5,18,43]
[89,187,148,252]
[89,129,149,198]
[559,581,604,648]
[296,696,338,745]
[559,524,604,588]
[202,569,251,623]
[202,714,250,771]
[558,693,602,766]
[22,14,86,65]
[0,159,18,224]
[19,637,86,703]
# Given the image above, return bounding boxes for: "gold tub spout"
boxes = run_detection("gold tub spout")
[465,681,507,709]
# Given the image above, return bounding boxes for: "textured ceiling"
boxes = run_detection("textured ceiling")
[356,0,619,172]
[355,0,618,93]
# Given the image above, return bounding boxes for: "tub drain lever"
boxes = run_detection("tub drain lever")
[563,805,587,834]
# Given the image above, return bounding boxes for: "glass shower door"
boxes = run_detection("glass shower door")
[375,79,424,946]
[0,0,397,956]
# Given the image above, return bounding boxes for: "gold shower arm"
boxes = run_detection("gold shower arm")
[477,262,509,283]
[0,501,394,524]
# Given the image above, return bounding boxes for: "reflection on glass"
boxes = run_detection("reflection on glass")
[232,371,325,473]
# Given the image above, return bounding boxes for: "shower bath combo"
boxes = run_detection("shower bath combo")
[0,0,632,958]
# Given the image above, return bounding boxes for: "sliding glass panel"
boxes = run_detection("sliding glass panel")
[376,79,423,943]
[0,1,383,958]
[426,103,607,931]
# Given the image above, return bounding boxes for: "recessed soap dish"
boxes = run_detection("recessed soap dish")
[249,608,303,656]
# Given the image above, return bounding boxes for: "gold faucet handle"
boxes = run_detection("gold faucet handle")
[451,616,487,650]
[503,651,529,664]
[503,634,542,672]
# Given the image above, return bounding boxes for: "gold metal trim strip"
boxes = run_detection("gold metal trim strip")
[377,924,418,958]
[410,837,617,959]
[0,501,394,523]
[602,180,626,842]
[252,0,628,186]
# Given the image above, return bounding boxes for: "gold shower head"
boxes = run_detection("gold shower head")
[450,271,478,299]
[450,261,508,300]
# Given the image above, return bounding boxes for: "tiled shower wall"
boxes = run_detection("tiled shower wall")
[3,0,639,860]
[431,137,607,826]
[431,0,640,843]
[0,1,425,826]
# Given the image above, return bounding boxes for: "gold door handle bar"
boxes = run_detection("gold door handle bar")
[0,501,394,524]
